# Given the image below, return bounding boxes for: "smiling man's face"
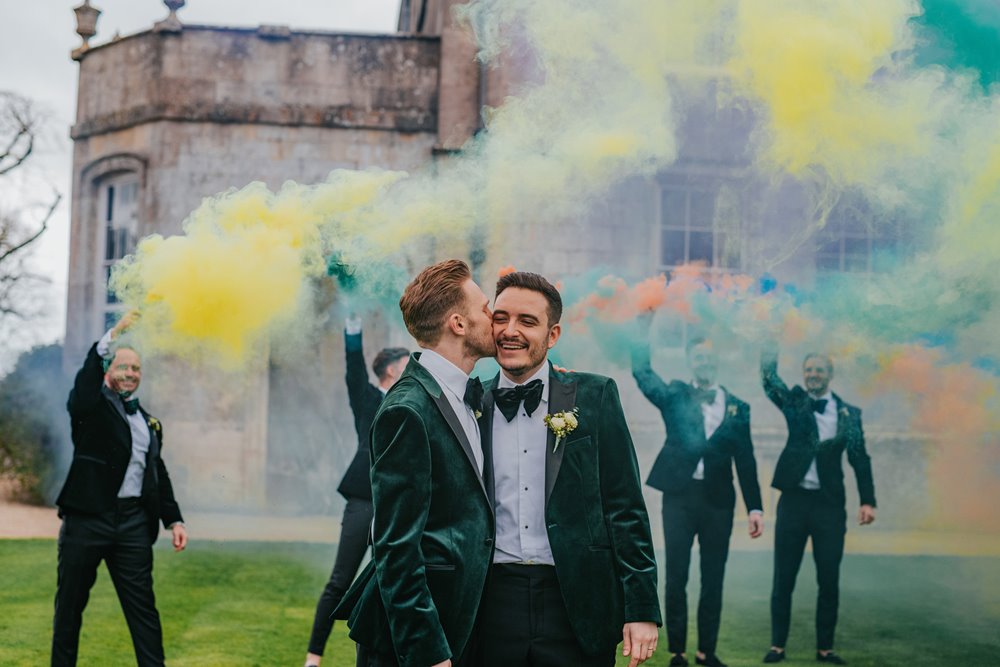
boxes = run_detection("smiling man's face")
[492,287,561,382]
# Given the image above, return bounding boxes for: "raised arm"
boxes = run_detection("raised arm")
[760,340,792,409]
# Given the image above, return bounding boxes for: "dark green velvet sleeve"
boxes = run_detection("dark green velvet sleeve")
[597,378,662,625]
[369,404,451,666]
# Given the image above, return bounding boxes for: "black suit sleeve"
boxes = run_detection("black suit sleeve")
[732,402,763,512]
[152,422,184,528]
[345,332,381,433]
[67,343,106,418]
[845,408,877,507]
[631,341,672,408]
[760,342,791,409]
[598,378,662,625]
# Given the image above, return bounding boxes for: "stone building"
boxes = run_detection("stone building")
[64,1,917,525]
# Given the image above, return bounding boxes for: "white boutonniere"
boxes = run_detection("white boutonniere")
[474,410,482,420]
[839,407,849,418]
[727,404,738,418]
[545,408,580,453]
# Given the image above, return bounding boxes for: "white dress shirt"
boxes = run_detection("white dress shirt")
[801,391,836,490]
[692,382,724,481]
[416,349,484,474]
[492,363,554,565]
[97,329,149,499]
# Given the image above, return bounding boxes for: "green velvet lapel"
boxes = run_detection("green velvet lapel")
[409,353,487,498]
[545,364,578,504]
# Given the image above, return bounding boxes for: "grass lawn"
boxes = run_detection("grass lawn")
[1,538,998,666]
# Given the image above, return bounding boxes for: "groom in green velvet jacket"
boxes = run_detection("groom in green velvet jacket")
[475,271,661,667]
[335,259,497,667]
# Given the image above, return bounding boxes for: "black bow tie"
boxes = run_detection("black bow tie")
[811,398,828,414]
[694,388,717,405]
[464,377,484,414]
[494,379,544,422]
[122,397,140,415]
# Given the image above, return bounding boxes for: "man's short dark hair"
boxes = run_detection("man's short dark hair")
[495,271,563,326]
[373,347,409,380]
[803,353,834,373]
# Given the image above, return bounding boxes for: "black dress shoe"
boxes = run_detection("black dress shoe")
[696,655,728,667]
[763,649,786,663]
[669,655,690,667]
[816,651,847,664]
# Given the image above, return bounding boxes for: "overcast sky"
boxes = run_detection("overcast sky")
[0,0,400,368]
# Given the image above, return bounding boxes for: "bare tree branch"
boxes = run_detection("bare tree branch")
[0,191,59,264]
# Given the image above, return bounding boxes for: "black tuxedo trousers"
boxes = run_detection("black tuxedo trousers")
[770,489,847,651]
[662,481,734,655]
[53,501,163,667]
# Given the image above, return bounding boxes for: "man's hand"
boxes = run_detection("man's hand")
[430,661,452,667]
[111,309,140,340]
[345,314,363,336]
[748,512,764,538]
[858,504,876,526]
[171,523,188,552]
[622,621,658,667]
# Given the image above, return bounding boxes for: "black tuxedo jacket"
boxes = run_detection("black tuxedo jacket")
[56,342,183,543]
[482,364,661,656]
[337,331,383,500]
[632,346,763,513]
[761,351,877,508]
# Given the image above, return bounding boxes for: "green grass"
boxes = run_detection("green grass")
[1,539,998,666]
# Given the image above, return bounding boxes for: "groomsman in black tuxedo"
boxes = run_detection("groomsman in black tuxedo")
[304,316,408,667]
[760,343,876,666]
[632,325,763,667]
[52,311,186,667]
[477,271,661,667]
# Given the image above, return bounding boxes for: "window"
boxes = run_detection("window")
[659,185,740,271]
[100,174,139,317]
[815,198,898,274]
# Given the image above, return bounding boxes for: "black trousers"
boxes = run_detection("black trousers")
[770,489,846,651]
[662,481,734,656]
[475,563,615,667]
[52,499,163,667]
[308,497,374,655]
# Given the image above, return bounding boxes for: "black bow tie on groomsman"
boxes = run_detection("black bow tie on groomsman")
[122,396,140,415]
[494,379,544,422]
[464,377,484,415]
[811,398,828,414]
[693,387,717,405]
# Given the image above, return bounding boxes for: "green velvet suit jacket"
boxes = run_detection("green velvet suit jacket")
[482,364,662,655]
[335,354,495,667]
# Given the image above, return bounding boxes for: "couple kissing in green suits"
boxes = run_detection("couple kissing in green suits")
[335,261,661,667]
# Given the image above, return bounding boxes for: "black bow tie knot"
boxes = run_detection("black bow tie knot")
[464,377,484,414]
[494,379,544,422]
[810,398,828,414]
[694,388,717,405]
[122,397,140,415]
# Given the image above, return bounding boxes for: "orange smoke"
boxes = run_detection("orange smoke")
[497,265,517,277]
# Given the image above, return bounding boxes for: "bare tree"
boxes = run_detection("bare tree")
[0,92,60,321]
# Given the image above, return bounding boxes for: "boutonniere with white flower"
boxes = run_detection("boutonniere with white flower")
[147,416,160,429]
[839,407,849,418]
[545,408,580,453]
[727,404,738,418]
[474,410,482,420]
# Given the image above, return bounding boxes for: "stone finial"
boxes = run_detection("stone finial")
[154,0,186,33]
[71,1,101,60]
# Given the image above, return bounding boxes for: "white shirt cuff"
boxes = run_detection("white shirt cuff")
[96,329,115,358]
